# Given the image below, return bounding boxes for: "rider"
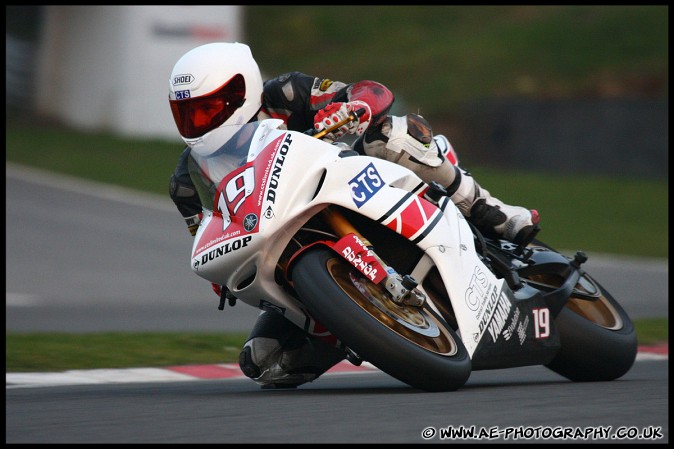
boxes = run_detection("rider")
[168,42,540,389]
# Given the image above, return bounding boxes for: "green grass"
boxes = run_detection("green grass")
[244,5,668,116]
[634,318,669,347]
[6,319,666,372]
[5,333,249,373]
[6,121,181,195]
[466,167,668,259]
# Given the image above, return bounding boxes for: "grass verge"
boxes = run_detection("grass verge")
[6,319,667,373]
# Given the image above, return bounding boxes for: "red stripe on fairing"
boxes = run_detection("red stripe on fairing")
[386,196,439,239]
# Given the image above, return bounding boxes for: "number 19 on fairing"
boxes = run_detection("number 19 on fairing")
[533,308,550,339]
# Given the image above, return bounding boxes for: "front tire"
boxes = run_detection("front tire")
[291,247,471,392]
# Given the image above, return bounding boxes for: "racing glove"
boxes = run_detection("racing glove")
[314,101,372,141]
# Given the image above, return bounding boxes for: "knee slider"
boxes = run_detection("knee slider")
[385,114,443,167]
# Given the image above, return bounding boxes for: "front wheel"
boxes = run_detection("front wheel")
[291,247,471,392]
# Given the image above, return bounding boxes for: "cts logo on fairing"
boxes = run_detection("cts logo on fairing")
[465,266,489,312]
[350,162,384,208]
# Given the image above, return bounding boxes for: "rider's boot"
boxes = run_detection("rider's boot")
[355,114,540,246]
[238,310,346,389]
[445,163,540,246]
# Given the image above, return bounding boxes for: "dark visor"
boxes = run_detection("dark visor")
[170,74,246,139]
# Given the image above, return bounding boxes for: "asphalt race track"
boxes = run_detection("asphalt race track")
[6,361,668,443]
[5,163,669,443]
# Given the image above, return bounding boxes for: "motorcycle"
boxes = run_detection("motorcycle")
[186,111,637,392]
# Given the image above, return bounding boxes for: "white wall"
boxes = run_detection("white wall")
[35,5,242,142]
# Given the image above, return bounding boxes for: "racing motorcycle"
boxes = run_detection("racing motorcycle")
[186,111,637,392]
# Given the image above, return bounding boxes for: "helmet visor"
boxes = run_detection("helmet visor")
[170,74,246,139]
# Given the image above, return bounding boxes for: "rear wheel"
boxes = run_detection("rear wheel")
[523,244,638,381]
[291,247,471,392]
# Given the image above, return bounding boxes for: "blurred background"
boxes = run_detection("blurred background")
[6,5,668,178]
[5,5,669,259]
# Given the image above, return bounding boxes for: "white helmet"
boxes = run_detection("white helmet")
[168,42,263,149]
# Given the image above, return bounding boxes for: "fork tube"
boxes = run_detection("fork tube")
[320,207,370,242]
[320,207,425,306]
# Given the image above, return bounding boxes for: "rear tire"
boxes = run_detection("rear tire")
[545,273,638,381]
[523,241,638,381]
[291,247,471,392]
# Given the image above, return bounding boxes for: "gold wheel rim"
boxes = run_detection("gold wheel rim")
[327,258,458,355]
[526,273,622,330]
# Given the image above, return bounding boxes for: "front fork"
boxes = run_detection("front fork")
[321,207,426,307]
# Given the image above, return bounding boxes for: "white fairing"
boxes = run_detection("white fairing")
[189,119,505,356]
